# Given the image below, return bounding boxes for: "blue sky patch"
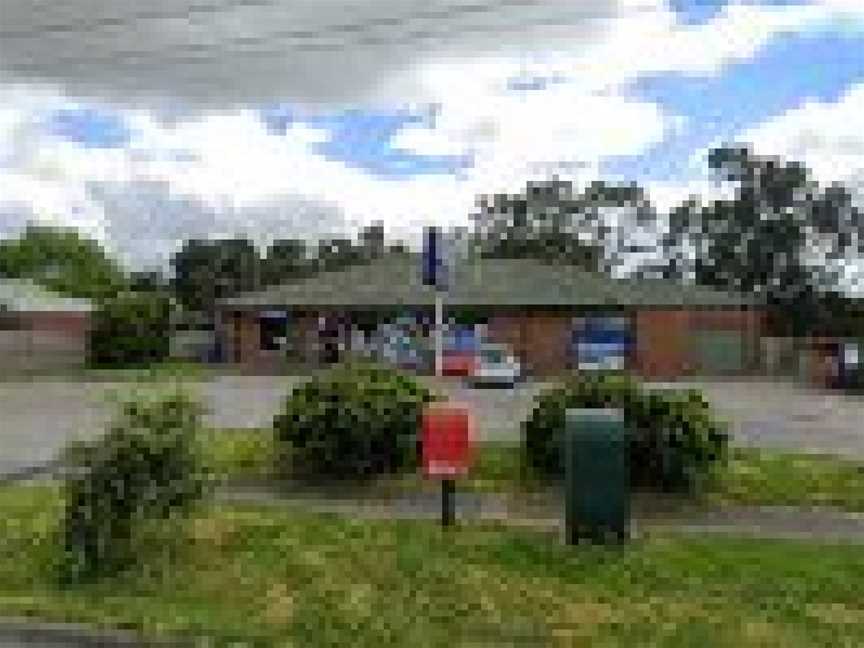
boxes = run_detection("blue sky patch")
[601,29,864,184]
[668,0,811,27]
[261,105,471,179]
[44,107,132,149]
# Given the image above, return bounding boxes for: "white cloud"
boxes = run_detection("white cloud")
[0,0,623,108]
[0,50,672,268]
[516,2,827,96]
[1,0,860,271]
[739,82,864,190]
[644,178,739,215]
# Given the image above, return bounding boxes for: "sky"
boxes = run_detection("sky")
[0,0,863,272]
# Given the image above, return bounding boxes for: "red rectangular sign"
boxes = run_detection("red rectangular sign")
[422,403,473,477]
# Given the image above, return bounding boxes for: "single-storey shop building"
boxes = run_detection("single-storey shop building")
[217,255,764,380]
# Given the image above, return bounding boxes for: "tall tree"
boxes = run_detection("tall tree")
[469,177,655,272]
[170,238,261,314]
[358,221,386,260]
[0,224,128,300]
[661,146,864,334]
[261,238,309,287]
[128,269,169,294]
[314,237,362,272]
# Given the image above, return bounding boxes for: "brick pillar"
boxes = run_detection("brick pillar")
[486,314,526,359]
[633,309,691,380]
[523,313,571,377]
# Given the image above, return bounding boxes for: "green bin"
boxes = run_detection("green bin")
[564,408,630,544]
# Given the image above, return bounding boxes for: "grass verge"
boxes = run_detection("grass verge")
[202,429,864,512]
[201,428,543,494]
[1,483,864,647]
[712,447,864,511]
[0,360,229,383]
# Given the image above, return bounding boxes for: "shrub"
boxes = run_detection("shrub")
[58,389,212,582]
[273,361,437,480]
[88,291,172,368]
[523,372,728,493]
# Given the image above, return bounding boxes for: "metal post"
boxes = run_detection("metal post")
[436,290,454,527]
[441,477,455,527]
[434,290,444,378]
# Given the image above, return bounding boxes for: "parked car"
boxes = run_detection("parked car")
[838,341,863,392]
[467,344,522,387]
[441,350,477,376]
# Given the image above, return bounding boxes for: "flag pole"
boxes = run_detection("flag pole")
[434,289,444,379]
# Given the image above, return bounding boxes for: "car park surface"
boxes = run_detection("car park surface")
[2,375,864,479]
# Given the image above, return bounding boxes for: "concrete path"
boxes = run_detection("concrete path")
[650,379,864,457]
[0,618,182,647]
[218,485,864,543]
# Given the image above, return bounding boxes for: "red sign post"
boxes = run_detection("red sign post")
[422,403,473,526]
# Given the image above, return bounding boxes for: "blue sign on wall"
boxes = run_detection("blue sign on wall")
[572,316,632,369]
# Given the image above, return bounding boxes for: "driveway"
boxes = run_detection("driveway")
[2,375,863,478]
[0,376,306,477]
[652,379,864,457]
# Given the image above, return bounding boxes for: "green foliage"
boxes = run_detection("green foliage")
[273,361,437,480]
[261,238,310,287]
[5,483,864,647]
[89,291,173,367]
[716,448,864,511]
[200,428,278,483]
[524,372,728,493]
[470,178,652,271]
[662,146,864,334]
[57,390,211,583]
[0,224,128,300]
[170,237,261,313]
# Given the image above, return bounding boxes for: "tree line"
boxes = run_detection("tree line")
[1,144,863,352]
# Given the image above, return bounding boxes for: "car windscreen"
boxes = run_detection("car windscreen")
[481,349,506,363]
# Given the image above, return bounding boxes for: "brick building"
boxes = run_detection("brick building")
[217,254,764,380]
[0,278,94,375]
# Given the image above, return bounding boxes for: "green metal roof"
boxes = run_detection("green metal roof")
[0,278,94,313]
[219,254,758,310]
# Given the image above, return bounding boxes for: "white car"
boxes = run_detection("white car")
[468,344,523,387]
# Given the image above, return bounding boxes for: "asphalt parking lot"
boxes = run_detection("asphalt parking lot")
[2,375,863,478]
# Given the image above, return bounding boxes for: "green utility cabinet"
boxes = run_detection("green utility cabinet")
[564,408,631,544]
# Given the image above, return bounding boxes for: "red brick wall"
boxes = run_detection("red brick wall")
[0,311,92,373]
[633,309,692,379]
[523,313,572,376]
[689,308,762,331]
[290,314,321,364]
[486,314,527,359]
[221,310,322,371]
[221,311,258,365]
[487,311,571,376]
[634,307,765,379]
[22,311,92,334]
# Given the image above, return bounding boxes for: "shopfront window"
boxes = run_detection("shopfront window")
[259,311,288,351]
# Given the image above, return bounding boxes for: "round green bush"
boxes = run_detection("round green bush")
[58,389,212,582]
[88,291,172,368]
[273,361,437,480]
[523,372,728,493]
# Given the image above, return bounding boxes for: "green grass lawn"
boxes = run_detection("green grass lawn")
[200,428,543,494]
[1,484,864,647]
[712,447,864,511]
[201,428,864,511]
[0,360,230,383]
